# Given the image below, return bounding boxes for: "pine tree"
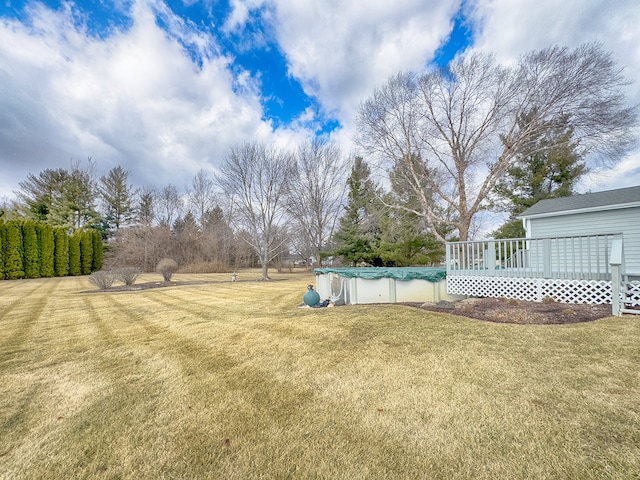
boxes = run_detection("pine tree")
[376,154,446,265]
[54,228,69,277]
[493,112,587,238]
[332,157,384,265]
[36,223,55,277]
[4,220,25,279]
[99,165,137,235]
[22,220,40,278]
[80,230,93,275]
[68,232,82,276]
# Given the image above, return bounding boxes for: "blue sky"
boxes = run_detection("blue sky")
[1,0,639,208]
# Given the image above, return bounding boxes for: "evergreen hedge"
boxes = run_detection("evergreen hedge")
[54,228,70,277]
[91,230,103,272]
[36,223,55,277]
[4,221,25,280]
[0,220,103,280]
[22,221,40,279]
[80,230,93,275]
[0,222,5,280]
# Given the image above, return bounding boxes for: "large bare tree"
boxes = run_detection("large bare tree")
[216,142,296,280]
[357,43,637,241]
[286,138,350,267]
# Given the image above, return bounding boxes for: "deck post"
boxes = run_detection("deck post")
[610,236,624,316]
[486,241,496,275]
[542,238,552,278]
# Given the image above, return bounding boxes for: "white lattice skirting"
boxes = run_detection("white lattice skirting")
[446,275,612,304]
[624,280,640,307]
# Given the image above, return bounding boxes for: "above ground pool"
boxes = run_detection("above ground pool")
[314,267,463,305]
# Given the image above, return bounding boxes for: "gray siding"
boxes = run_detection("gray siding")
[529,206,640,273]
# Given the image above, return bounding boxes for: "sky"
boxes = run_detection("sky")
[1,0,639,208]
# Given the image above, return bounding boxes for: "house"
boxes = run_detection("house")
[445,186,640,315]
[519,186,640,275]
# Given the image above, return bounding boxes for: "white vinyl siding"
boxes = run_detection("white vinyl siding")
[529,206,640,274]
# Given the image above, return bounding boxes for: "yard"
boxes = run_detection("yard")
[1,271,639,479]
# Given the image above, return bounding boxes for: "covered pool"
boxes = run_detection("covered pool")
[314,267,464,305]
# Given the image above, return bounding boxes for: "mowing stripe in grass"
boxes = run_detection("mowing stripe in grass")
[0,278,60,368]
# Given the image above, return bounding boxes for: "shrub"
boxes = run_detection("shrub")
[116,267,141,286]
[80,230,93,275]
[88,271,116,290]
[68,233,81,276]
[36,223,55,277]
[156,258,178,282]
[22,221,40,279]
[54,228,69,277]
[4,220,24,280]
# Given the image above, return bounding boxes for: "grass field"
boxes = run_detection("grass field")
[1,271,639,479]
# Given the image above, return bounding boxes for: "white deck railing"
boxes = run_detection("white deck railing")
[446,233,620,281]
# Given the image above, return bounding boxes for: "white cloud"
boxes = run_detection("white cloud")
[269,0,460,120]
[466,0,640,192]
[0,0,279,197]
[2,0,638,201]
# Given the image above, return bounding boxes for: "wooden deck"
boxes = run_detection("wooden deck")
[446,234,639,315]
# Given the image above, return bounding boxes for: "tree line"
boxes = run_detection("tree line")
[1,43,636,280]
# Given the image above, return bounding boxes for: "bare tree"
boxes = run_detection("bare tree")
[286,138,350,267]
[188,169,217,226]
[357,43,638,241]
[156,184,183,227]
[216,142,296,280]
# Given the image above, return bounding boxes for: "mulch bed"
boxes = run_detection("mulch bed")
[408,297,613,324]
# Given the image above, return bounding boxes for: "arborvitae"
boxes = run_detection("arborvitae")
[80,230,93,275]
[68,232,82,276]
[22,220,40,278]
[4,220,25,279]
[36,223,55,277]
[0,221,5,280]
[54,228,69,277]
[91,230,103,272]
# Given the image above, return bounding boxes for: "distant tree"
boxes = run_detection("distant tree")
[286,138,349,267]
[137,187,156,226]
[15,160,102,230]
[54,228,69,277]
[156,184,183,227]
[201,206,235,268]
[99,165,137,234]
[216,142,295,280]
[332,157,385,265]
[188,170,217,226]
[492,112,587,238]
[357,43,637,241]
[22,220,40,278]
[36,222,55,277]
[15,168,70,221]
[4,220,24,279]
[173,211,201,266]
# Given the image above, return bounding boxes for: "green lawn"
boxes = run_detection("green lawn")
[1,271,639,479]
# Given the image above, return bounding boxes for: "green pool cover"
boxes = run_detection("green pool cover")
[313,267,446,282]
